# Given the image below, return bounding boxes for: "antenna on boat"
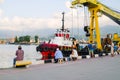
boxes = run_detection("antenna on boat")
[62,12,65,31]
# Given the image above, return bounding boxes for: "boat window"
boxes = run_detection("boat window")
[66,47,68,51]
[63,46,66,51]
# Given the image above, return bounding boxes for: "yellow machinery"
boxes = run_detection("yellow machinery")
[113,33,120,46]
[71,0,120,50]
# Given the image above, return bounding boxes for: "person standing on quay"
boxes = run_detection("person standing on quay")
[111,42,114,57]
[88,41,94,58]
[117,44,120,54]
[13,45,24,66]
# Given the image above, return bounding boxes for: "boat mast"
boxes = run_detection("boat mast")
[62,12,65,31]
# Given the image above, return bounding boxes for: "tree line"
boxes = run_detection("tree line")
[14,35,39,43]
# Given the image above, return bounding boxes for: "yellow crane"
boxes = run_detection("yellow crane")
[71,0,120,50]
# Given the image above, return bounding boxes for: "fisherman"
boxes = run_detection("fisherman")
[54,48,63,64]
[13,45,24,66]
[70,48,78,61]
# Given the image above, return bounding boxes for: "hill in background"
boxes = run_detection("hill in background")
[0,26,120,40]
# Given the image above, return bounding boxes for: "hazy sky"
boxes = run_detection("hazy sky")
[0,0,120,38]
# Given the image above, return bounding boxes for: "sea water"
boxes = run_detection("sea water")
[0,44,42,69]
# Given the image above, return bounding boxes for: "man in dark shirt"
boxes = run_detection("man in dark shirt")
[13,46,24,66]
[88,42,94,57]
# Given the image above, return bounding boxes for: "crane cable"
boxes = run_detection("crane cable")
[71,8,74,37]
[83,6,89,27]
[83,5,91,38]
[76,5,80,40]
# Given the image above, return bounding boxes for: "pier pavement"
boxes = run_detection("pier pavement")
[0,55,120,80]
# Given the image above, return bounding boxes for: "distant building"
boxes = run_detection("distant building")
[0,39,6,44]
[30,37,35,43]
[0,38,15,44]
[6,38,15,43]
[30,37,40,44]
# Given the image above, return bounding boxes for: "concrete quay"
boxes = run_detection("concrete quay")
[0,54,120,80]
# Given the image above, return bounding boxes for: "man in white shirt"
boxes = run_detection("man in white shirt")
[70,49,78,61]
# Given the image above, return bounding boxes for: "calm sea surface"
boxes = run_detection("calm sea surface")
[0,44,42,69]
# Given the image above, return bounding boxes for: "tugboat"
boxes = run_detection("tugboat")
[36,12,77,60]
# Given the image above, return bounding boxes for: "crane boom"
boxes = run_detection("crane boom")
[98,2,120,25]
[72,0,120,24]
[71,0,120,50]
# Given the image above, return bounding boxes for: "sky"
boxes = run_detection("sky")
[0,0,120,38]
